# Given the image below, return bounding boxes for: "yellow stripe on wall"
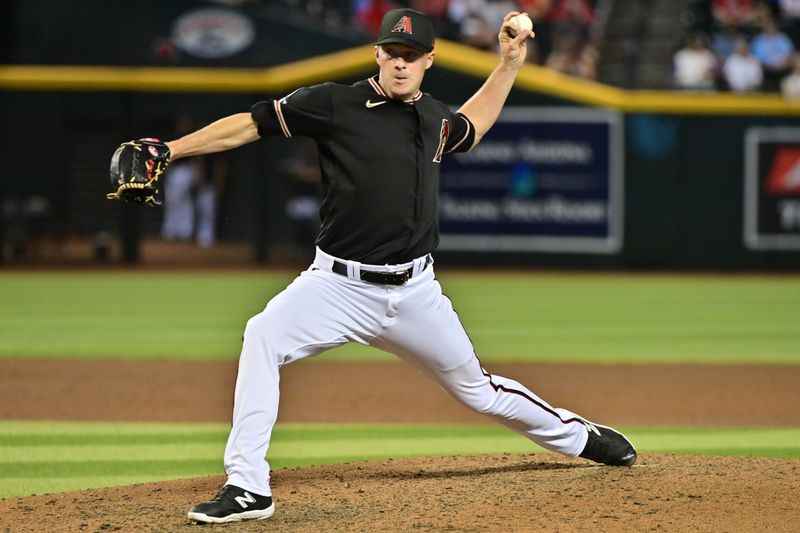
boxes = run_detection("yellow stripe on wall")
[0,47,374,94]
[2,39,800,116]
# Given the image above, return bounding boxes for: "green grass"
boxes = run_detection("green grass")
[0,421,798,499]
[0,272,799,363]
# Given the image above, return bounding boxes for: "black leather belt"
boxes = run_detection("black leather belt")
[331,256,430,286]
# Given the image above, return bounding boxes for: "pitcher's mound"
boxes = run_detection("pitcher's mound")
[1,453,797,532]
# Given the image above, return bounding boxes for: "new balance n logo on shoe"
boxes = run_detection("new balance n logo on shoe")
[235,491,256,509]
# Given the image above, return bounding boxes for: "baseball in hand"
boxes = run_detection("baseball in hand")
[509,14,533,36]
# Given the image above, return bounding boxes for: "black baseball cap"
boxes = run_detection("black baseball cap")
[375,9,435,53]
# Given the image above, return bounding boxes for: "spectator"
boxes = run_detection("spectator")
[162,159,199,241]
[751,15,795,90]
[353,0,397,37]
[781,52,800,97]
[723,37,764,90]
[518,0,554,61]
[517,0,552,20]
[547,0,594,36]
[574,43,598,79]
[673,33,717,90]
[459,14,497,50]
[447,0,521,54]
[447,0,487,25]
[545,27,597,79]
[712,23,746,60]
[411,0,455,36]
[195,155,227,248]
[162,116,199,242]
[161,114,227,247]
[411,0,450,19]
[712,0,758,30]
[780,0,800,17]
[448,0,515,32]
[283,140,321,260]
[779,0,800,46]
[754,0,780,24]
[484,0,518,31]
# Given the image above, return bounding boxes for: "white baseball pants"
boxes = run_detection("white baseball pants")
[224,248,589,496]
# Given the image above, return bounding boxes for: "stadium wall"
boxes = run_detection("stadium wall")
[1,1,799,270]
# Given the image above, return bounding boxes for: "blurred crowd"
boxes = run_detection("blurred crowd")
[278,0,602,79]
[356,0,600,78]
[674,0,800,96]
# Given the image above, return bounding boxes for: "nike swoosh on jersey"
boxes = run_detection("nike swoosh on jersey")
[365,100,387,108]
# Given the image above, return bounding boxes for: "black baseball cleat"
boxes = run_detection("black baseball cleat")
[578,419,637,467]
[187,484,275,524]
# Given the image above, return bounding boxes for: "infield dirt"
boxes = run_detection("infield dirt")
[1,359,798,532]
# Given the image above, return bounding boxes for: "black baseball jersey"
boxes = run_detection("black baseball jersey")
[251,75,475,264]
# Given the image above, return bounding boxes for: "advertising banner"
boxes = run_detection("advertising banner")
[438,107,623,253]
[745,128,800,250]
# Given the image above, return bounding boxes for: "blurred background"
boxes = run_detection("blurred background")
[1,0,799,271]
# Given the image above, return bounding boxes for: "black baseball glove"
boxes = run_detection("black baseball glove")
[106,138,171,207]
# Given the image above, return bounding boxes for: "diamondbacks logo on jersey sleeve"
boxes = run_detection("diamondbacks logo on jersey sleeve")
[392,16,412,34]
[433,119,449,163]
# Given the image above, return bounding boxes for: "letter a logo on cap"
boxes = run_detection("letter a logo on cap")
[392,16,412,34]
[376,9,434,52]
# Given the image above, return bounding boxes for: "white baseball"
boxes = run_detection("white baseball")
[509,14,533,36]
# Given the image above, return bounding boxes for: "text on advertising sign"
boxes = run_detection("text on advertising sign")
[438,107,623,254]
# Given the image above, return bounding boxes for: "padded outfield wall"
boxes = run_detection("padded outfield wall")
[1,0,799,270]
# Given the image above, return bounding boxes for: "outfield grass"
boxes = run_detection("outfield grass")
[1,421,798,499]
[0,272,798,363]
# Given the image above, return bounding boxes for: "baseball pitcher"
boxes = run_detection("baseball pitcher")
[109,9,636,524]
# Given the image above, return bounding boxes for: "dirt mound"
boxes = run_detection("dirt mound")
[1,453,797,532]
[2,360,798,531]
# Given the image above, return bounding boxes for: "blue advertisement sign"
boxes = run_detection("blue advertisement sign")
[438,107,623,253]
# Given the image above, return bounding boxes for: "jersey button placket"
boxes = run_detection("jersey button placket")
[408,105,425,249]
